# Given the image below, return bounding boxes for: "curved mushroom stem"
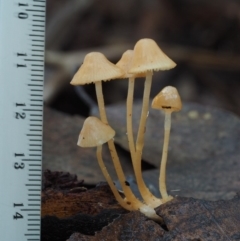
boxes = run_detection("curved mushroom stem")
[126,77,136,161]
[94,82,133,198]
[94,81,145,208]
[108,139,144,207]
[97,144,161,221]
[96,145,132,211]
[159,110,173,203]
[95,79,162,209]
[134,71,162,207]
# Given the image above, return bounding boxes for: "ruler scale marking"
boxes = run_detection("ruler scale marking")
[0,0,46,240]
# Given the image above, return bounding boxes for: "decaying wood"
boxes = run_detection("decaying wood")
[67,212,166,241]
[41,170,240,241]
[41,170,127,241]
[156,194,240,240]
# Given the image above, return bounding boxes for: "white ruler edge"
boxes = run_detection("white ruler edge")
[0,0,46,240]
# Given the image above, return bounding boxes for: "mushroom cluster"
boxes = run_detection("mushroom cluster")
[71,38,182,220]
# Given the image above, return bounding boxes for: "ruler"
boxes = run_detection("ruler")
[0,0,46,240]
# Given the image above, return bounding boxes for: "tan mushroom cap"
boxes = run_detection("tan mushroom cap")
[128,38,176,74]
[78,116,115,147]
[152,86,182,111]
[70,52,124,85]
[116,50,146,78]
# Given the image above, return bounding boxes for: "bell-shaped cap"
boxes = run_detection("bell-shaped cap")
[116,50,145,78]
[78,116,115,147]
[152,86,182,112]
[71,52,124,85]
[128,38,176,74]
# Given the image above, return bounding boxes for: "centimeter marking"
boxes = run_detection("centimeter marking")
[0,0,46,240]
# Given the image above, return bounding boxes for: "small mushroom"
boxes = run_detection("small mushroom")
[78,116,131,210]
[78,116,161,221]
[71,53,126,204]
[151,86,182,203]
[70,52,124,124]
[127,38,176,207]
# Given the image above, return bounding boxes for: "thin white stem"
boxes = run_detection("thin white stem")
[126,77,136,161]
[96,145,132,210]
[159,111,172,202]
[135,72,152,152]
[134,72,162,207]
[95,81,108,124]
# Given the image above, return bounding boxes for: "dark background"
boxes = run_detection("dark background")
[44,0,240,118]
